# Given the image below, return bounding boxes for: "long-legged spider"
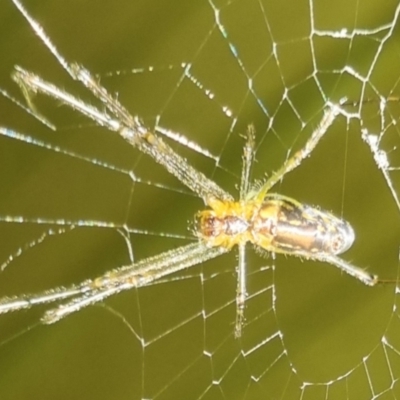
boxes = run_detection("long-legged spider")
[0,0,378,337]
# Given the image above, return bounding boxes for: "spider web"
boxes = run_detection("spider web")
[1,0,400,399]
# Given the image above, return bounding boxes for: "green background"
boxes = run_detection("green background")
[1,0,400,399]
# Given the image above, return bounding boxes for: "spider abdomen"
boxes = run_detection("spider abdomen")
[254,197,355,257]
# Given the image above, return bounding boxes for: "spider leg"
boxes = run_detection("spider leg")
[255,103,340,201]
[43,242,227,324]
[0,285,85,314]
[234,243,247,337]
[314,253,378,286]
[234,126,257,337]
[0,242,227,323]
[240,125,256,200]
[12,66,231,203]
[11,0,232,203]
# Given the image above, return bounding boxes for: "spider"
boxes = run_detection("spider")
[0,0,378,337]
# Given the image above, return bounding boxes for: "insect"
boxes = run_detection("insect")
[0,0,378,338]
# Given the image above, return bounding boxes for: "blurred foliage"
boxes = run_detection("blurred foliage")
[1,0,400,399]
